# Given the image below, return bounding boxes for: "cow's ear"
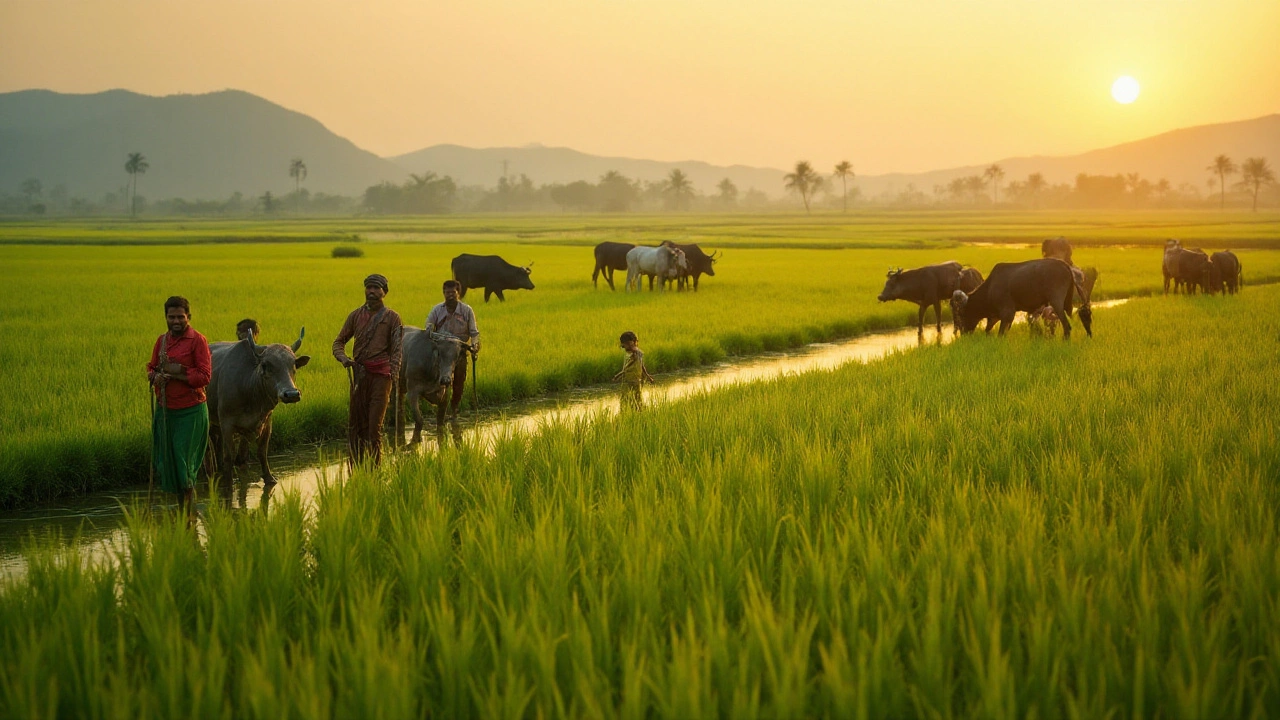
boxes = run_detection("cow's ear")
[294,355,311,369]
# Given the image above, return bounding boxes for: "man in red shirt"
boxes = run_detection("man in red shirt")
[146,296,212,521]
[333,274,403,467]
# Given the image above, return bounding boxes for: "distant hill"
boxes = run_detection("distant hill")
[0,89,405,200]
[853,115,1280,199]
[393,116,1280,201]
[390,144,788,196]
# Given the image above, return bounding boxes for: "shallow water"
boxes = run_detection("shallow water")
[0,299,1128,581]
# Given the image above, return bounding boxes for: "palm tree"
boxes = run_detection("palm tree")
[664,169,694,211]
[289,158,308,213]
[832,161,855,213]
[1154,178,1172,207]
[1237,157,1276,212]
[784,161,822,214]
[1026,173,1046,209]
[1207,155,1237,209]
[716,178,738,207]
[125,152,149,217]
[983,164,1005,204]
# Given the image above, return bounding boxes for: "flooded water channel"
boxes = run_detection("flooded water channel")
[0,299,1128,581]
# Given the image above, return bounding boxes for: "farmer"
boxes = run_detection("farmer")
[146,295,212,522]
[332,273,403,467]
[612,330,654,411]
[235,318,259,341]
[426,279,480,420]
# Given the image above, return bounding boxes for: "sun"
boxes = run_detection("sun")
[1111,76,1140,104]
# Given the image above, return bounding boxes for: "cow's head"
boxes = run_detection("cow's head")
[877,268,906,302]
[1165,238,1181,251]
[248,326,309,404]
[425,332,465,400]
[950,290,980,334]
[515,261,536,290]
[706,249,719,276]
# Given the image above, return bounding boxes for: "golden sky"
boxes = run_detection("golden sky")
[3,0,1278,173]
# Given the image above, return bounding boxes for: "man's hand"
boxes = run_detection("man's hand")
[165,362,183,375]
[150,371,168,388]
[342,358,356,369]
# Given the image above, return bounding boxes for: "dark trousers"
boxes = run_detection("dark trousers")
[450,354,468,413]
[349,372,392,467]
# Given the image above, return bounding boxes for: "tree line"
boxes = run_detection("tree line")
[3,151,1276,216]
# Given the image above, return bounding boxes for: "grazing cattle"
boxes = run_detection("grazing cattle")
[592,242,636,290]
[952,258,1092,339]
[877,261,964,334]
[1208,251,1241,295]
[394,327,466,445]
[1176,248,1211,295]
[1041,236,1074,265]
[451,254,535,302]
[1162,239,1183,294]
[667,242,719,291]
[207,328,309,486]
[626,244,688,292]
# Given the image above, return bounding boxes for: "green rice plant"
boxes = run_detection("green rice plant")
[1,285,1277,717]
[3,233,1280,506]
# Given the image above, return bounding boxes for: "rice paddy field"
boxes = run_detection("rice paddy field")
[2,277,1277,718]
[2,212,1280,507]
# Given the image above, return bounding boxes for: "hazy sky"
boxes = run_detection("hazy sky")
[3,0,1278,173]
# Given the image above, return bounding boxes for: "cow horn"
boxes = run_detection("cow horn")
[292,326,305,353]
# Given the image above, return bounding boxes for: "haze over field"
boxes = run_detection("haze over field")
[2,0,1278,175]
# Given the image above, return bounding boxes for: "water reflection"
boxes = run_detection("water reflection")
[0,298,1129,582]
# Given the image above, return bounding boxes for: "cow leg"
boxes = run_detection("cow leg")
[495,289,506,302]
[605,267,616,291]
[457,284,468,299]
[257,417,277,485]
[997,310,1015,336]
[693,274,700,292]
[933,300,943,334]
[916,304,926,335]
[217,419,237,493]
[407,388,424,445]
[484,288,492,302]
[592,264,601,289]
[1163,272,1171,294]
[1053,301,1072,340]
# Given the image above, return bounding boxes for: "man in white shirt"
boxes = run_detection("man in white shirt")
[425,279,480,419]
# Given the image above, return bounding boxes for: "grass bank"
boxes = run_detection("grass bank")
[3,285,1277,717]
[4,240,1280,507]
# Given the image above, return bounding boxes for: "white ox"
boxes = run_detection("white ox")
[626,245,688,292]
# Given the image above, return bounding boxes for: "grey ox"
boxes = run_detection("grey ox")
[395,327,467,445]
[207,328,310,486]
[626,244,688,292]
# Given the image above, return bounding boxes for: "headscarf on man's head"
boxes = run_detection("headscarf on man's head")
[364,274,389,293]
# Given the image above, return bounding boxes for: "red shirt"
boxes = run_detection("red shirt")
[147,326,212,409]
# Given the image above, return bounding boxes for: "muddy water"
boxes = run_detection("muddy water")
[0,299,1128,581]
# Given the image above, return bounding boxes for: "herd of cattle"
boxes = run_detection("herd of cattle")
[876,237,1098,339]
[1162,240,1242,296]
[201,235,1246,486]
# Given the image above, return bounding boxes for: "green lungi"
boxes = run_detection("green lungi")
[152,403,209,494]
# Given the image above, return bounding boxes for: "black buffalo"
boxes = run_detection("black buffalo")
[1208,251,1241,295]
[206,328,310,486]
[668,242,719,291]
[1176,249,1211,295]
[452,254,535,302]
[877,261,964,334]
[952,258,1092,339]
[592,241,635,290]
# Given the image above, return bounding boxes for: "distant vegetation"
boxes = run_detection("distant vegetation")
[331,245,363,258]
[2,151,1276,217]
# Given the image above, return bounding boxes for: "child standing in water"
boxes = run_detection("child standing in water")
[613,331,654,411]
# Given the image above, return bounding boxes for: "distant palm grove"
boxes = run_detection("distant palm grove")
[1,152,1276,217]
